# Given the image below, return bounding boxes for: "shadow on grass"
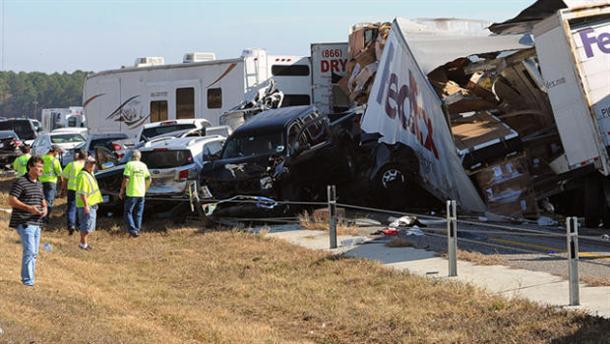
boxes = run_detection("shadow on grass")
[551,316,610,343]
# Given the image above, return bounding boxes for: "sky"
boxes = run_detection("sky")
[0,0,534,73]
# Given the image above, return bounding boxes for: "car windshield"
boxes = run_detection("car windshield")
[0,131,17,140]
[50,134,85,144]
[0,120,35,140]
[141,149,193,168]
[221,132,284,159]
[142,124,196,140]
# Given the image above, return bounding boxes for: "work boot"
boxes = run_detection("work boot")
[68,227,75,236]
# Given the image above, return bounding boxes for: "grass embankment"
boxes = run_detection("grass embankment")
[0,177,608,343]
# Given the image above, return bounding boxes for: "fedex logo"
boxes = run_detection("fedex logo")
[579,28,610,58]
[375,42,439,160]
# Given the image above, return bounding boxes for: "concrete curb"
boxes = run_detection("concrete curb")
[264,226,610,319]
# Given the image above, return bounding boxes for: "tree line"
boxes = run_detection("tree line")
[0,71,90,119]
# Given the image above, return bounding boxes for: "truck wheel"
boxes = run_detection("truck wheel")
[374,164,407,210]
[584,176,602,228]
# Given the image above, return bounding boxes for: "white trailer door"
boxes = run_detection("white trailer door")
[535,13,610,173]
[569,13,610,173]
[311,43,349,114]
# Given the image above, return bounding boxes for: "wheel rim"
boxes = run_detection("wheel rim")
[381,168,404,189]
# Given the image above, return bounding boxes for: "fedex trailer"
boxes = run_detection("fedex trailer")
[533,3,610,226]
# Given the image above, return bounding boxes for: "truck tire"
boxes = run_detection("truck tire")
[374,163,408,210]
[584,176,603,228]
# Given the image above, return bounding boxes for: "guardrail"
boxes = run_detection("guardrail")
[106,184,604,306]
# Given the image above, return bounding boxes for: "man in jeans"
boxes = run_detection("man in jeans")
[8,156,47,286]
[119,150,150,237]
[76,156,103,250]
[62,150,85,235]
[40,145,63,222]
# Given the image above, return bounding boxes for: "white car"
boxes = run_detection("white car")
[142,135,225,197]
[137,119,211,142]
[31,132,86,165]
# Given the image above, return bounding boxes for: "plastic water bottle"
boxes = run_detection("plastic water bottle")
[43,243,52,252]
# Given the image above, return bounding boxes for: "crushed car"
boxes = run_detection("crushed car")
[197,105,429,217]
[0,130,23,169]
[96,135,225,220]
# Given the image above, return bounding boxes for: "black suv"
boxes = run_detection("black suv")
[199,105,427,216]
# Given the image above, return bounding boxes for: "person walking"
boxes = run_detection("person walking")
[119,150,150,237]
[8,156,47,286]
[40,145,63,222]
[62,150,86,235]
[75,156,103,250]
[12,145,31,177]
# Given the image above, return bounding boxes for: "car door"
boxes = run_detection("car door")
[288,114,342,193]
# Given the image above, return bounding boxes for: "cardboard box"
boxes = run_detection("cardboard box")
[349,25,378,57]
[452,112,522,170]
[474,154,539,218]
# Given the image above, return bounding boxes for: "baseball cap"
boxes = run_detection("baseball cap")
[50,144,63,153]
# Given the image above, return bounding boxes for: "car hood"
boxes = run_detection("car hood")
[201,154,280,199]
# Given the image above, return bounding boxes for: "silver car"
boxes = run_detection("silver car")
[140,135,225,197]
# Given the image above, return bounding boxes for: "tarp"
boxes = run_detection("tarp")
[489,0,610,34]
[361,18,490,212]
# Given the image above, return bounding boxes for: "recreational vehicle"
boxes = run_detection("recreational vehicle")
[82,49,312,140]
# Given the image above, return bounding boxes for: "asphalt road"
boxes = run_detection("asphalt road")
[383,218,610,284]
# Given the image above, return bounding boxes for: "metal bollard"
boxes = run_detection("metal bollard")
[327,185,337,249]
[566,217,580,306]
[447,200,458,277]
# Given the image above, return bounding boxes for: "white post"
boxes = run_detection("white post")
[447,200,458,277]
[566,217,580,306]
[327,185,337,249]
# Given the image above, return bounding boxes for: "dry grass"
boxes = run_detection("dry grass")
[0,179,609,343]
[298,211,360,236]
[442,250,509,266]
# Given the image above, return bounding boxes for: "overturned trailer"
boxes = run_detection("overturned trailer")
[361,4,610,226]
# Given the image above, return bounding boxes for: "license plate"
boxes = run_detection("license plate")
[102,195,109,203]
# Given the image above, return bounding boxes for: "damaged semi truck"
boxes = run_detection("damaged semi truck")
[360,2,610,227]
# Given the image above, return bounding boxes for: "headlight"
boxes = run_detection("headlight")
[259,176,273,190]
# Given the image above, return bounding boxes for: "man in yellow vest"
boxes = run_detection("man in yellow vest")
[12,145,31,177]
[76,156,103,250]
[40,145,64,222]
[119,150,151,237]
[62,150,86,235]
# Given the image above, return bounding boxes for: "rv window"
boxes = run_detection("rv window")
[207,88,222,109]
[271,65,310,76]
[176,87,195,119]
[281,94,311,107]
[150,100,168,122]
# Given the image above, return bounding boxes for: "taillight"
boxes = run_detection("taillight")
[111,143,122,151]
[178,170,189,180]
[12,139,21,147]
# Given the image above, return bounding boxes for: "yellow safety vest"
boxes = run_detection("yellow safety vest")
[12,153,31,177]
[40,154,62,184]
[76,170,103,208]
[63,160,85,191]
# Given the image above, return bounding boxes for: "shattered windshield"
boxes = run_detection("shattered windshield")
[221,133,284,159]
